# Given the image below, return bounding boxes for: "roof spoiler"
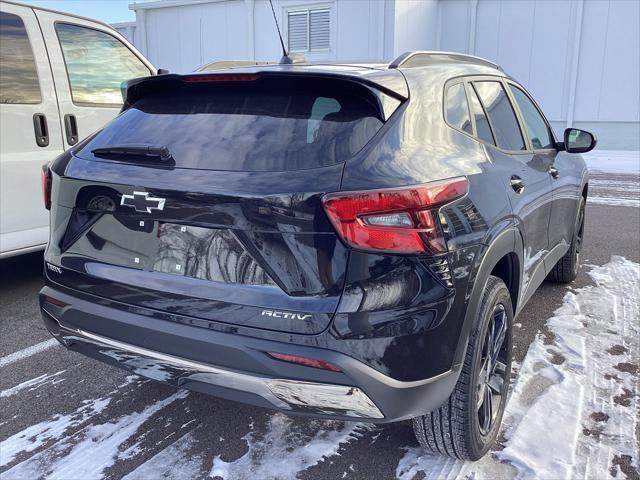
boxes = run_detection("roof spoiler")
[120,71,408,120]
[390,51,502,71]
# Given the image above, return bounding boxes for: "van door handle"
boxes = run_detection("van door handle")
[510,175,525,194]
[33,113,49,147]
[64,114,78,146]
[548,165,559,179]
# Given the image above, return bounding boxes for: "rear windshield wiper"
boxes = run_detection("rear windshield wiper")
[91,144,173,163]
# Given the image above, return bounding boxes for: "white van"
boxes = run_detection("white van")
[0,1,155,258]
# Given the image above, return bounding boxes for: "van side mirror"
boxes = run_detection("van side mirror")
[562,128,597,153]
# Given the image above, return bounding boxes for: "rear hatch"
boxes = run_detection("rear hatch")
[47,71,405,334]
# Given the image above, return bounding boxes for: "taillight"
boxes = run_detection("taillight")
[322,177,468,254]
[267,352,341,372]
[42,164,52,210]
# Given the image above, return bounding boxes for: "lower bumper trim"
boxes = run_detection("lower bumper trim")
[54,320,384,419]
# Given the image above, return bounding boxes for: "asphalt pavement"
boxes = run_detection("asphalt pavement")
[1,172,638,480]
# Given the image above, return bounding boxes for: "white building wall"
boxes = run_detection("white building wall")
[393,0,438,54]
[439,0,640,149]
[112,21,137,45]
[128,0,640,149]
[130,0,392,71]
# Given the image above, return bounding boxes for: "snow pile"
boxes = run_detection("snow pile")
[398,256,639,479]
[583,150,640,175]
[496,256,638,479]
[583,150,640,207]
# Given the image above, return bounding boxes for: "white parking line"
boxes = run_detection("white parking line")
[0,339,59,368]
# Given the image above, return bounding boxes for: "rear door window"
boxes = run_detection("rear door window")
[473,81,525,151]
[77,77,385,171]
[445,83,472,135]
[55,23,150,106]
[0,11,41,104]
[467,84,495,145]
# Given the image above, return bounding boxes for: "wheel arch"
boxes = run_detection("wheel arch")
[451,227,523,369]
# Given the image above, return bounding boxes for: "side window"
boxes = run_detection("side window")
[55,23,151,106]
[467,84,495,145]
[0,11,41,104]
[473,81,525,151]
[445,83,472,135]
[509,85,554,150]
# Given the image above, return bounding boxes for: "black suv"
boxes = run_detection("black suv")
[40,51,595,460]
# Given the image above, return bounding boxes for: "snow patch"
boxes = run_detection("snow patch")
[210,413,371,480]
[1,390,188,479]
[588,196,640,208]
[0,371,66,398]
[0,397,111,467]
[122,431,203,480]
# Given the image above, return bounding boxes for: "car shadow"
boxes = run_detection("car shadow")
[0,251,44,289]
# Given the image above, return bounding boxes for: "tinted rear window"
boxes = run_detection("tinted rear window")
[473,81,525,151]
[77,77,384,171]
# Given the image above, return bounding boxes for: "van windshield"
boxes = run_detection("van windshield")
[76,77,385,171]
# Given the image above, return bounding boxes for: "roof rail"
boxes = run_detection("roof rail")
[389,51,502,71]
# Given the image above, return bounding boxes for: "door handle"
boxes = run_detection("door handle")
[548,165,559,179]
[510,175,525,194]
[64,114,78,146]
[33,113,49,147]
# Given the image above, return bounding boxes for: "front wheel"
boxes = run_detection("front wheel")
[412,276,513,460]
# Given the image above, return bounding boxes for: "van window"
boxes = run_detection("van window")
[0,12,41,104]
[77,77,384,171]
[445,83,472,135]
[473,81,525,151]
[55,23,150,106]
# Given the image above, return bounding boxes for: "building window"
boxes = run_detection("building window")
[287,8,330,53]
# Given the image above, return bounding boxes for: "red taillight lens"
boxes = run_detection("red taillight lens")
[267,352,341,372]
[42,164,51,210]
[322,177,468,254]
[43,294,67,307]
[181,74,259,82]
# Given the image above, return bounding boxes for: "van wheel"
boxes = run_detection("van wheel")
[547,197,585,283]
[412,276,513,460]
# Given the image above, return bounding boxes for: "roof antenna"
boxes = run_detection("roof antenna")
[268,0,303,64]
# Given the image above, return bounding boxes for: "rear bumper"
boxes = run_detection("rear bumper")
[40,285,460,423]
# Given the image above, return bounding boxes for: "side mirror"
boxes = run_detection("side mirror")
[563,128,597,153]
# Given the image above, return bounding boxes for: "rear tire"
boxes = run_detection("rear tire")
[412,276,513,460]
[547,196,585,283]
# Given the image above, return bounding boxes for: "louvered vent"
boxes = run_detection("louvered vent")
[287,8,330,53]
[309,10,330,50]
[288,12,308,52]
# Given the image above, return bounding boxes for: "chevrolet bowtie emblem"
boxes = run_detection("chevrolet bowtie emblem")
[120,191,165,213]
